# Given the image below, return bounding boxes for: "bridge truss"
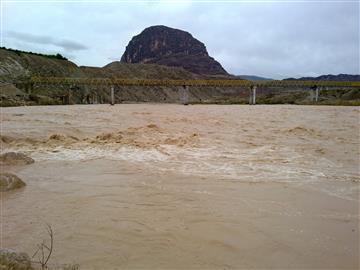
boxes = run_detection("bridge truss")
[29,77,360,88]
[16,77,360,105]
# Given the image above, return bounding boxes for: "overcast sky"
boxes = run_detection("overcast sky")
[1,0,359,79]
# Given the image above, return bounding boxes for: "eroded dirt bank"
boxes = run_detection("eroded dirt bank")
[1,104,359,269]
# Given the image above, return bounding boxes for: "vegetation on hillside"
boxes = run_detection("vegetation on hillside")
[0,46,68,60]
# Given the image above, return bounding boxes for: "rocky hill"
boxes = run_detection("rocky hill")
[1,47,241,106]
[0,47,199,82]
[0,47,78,81]
[121,25,228,76]
[0,47,201,105]
[1,32,359,106]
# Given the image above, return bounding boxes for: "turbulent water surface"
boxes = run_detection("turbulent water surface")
[1,104,359,269]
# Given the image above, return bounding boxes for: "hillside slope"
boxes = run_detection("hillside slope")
[0,48,78,81]
[0,48,199,81]
[0,48,240,106]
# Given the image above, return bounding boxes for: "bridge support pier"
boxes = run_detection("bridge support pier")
[310,86,320,102]
[315,86,320,102]
[110,86,115,105]
[249,86,257,105]
[181,85,189,105]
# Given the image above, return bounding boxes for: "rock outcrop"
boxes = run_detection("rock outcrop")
[121,25,228,76]
[0,152,34,165]
[0,249,33,270]
[0,172,26,191]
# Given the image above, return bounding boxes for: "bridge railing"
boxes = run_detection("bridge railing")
[29,76,360,88]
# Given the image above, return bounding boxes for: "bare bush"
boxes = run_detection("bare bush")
[31,223,54,269]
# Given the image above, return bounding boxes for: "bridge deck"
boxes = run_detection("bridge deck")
[28,77,360,88]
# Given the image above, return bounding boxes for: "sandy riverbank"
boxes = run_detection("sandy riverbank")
[1,104,359,269]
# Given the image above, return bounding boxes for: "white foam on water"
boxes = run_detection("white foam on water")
[157,144,328,184]
[28,146,169,163]
[5,141,358,201]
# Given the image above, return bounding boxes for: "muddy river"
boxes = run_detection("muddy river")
[1,104,359,269]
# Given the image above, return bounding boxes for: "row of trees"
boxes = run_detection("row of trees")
[0,46,68,60]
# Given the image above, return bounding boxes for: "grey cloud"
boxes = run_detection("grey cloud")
[186,2,359,78]
[6,31,88,52]
[56,40,88,51]
[3,1,358,78]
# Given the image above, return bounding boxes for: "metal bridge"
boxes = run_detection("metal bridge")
[20,76,360,105]
[29,76,360,88]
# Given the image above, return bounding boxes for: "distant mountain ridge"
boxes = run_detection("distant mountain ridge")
[121,25,228,76]
[285,74,360,81]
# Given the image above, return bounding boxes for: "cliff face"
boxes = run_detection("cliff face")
[121,25,228,76]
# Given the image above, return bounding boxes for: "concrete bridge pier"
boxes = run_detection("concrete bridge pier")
[310,85,320,102]
[315,86,320,102]
[68,89,72,105]
[249,86,257,105]
[181,85,189,105]
[110,86,115,105]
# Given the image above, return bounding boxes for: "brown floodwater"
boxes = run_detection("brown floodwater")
[1,104,359,269]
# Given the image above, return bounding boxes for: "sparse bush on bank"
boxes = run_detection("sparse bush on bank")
[0,224,80,270]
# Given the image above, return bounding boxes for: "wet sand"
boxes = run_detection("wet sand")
[1,104,359,269]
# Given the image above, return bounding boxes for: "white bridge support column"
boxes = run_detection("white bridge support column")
[310,86,320,102]
[110,86,115,105]
[253,86,257,105]
[249,87,253,104]
[249,86,257,105]
[181,85,189,105]
[315,86,320,102]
